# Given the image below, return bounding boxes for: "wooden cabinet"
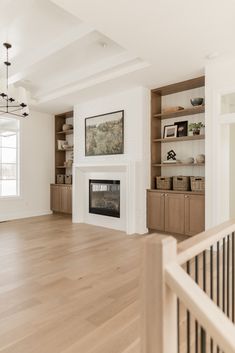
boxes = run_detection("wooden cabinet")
[185,194,205,236]
[51,184,72,214]
[51,185,61,212]
[147,191,165,231]
[51,110,73,216]
[165,193,185,235]
[147,190,205,236]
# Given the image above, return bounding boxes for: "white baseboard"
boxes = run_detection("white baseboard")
[0,210,53,222]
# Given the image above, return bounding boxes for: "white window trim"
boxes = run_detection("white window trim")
[0,117,21,199]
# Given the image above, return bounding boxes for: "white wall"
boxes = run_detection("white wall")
[73,86,150,234]
[206,55,235,228]
[230,124,235,219]
[0,110,54,221]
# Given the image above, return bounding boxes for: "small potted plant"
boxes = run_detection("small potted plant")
[188,122,205,135]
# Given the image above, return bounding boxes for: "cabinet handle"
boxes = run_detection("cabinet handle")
[185,195,189,198]
[165,193,168,197]
[161,193,164,197]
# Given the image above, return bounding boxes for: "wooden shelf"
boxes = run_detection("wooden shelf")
[152,76,205,96]
[153,135,205,143]
[56,129,74,135]
[56,165,73,169]
[56,148,74,152]
[51,183,72,187]
[153,105,205,120]
[152,163,205,167]
[148,189,205,195]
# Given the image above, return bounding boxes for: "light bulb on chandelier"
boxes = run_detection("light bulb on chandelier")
[0,43,29,118]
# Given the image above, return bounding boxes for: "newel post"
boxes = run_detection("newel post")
[141,235,177,353]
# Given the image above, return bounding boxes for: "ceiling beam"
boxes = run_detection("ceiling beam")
[36,59,149,103]
[8,23,94,84]
[35,52,140,97]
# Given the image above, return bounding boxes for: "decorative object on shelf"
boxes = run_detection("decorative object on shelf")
[57,140,65,150]
[0,43,29,118]
[173,176,190,191]
[181,157,194,165]
[64,160,73,167]
[63,143,73,150]
[85,110,124,156]
[156,176,172,190]
[62,123,73,131]
[57,174,65,184]
[65,175,72,184]
[162,106,184,113]
[167,149,176,161]
[163,125,177,138]
[189,122,205,135]
[190,97,204,106]
[190,176,205,192]
[174,120,188,137]
[61,141,69,149]
[196,154,205,164]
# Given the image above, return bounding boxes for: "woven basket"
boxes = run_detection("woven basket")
[190,176,205,192]
[173,176,190,191]
[156,176,172,190]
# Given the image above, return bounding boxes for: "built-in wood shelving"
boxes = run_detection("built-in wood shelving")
[153,135,205,143]
[152,163,205,167]
[153,105,205,120]
[148,76,206,235]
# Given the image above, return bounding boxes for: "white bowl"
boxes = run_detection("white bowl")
[181,157,194,164]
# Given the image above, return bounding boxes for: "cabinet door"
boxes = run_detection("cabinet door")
[61,186,72,214]
[66,186,72,214]
[147,191,165,231]
[165,193,185,235]
[185,195,205,236]
[51,185,61,212]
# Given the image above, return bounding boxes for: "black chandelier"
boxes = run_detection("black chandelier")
[0,43,29,118]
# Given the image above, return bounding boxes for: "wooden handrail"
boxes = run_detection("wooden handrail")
[177,220,235,265]
[165,262,235,353]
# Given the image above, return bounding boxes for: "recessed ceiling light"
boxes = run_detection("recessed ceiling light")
[99,42,107,48]
[206,52,219,60]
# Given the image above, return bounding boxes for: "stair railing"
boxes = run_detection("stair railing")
[142,220,235,353]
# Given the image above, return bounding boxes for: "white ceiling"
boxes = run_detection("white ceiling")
[1,0,235,113]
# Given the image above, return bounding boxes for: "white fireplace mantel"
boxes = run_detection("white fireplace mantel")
[73,161,140,234]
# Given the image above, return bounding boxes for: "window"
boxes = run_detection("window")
[0,117,20,197]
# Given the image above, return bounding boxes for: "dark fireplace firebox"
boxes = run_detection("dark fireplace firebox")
[89,179,120,218]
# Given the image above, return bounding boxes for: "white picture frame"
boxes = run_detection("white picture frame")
[163,125,177,139]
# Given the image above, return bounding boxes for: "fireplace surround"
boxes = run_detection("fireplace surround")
[89,179,120,218]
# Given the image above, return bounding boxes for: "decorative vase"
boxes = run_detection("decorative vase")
[193,129,200,135]
[196,154,205,164]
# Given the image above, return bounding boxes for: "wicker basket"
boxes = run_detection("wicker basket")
[57,174,64,184]
[156,176,172,190]
[65,175,72,185]
[173,176,190,191]
[190,176,205,192]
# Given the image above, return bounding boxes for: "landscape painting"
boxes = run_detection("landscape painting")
[85,110,124,156]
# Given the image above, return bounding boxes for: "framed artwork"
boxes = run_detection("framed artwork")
[163,125,177,139]
[174,120,188,137]
[85,110,124,156]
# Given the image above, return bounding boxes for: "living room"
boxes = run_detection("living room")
[1,1,235,353]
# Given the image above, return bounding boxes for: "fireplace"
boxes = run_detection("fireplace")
[89,179,120,218]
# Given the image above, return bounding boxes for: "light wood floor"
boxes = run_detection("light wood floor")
[0,214,144,353]
[0,214,187,353]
